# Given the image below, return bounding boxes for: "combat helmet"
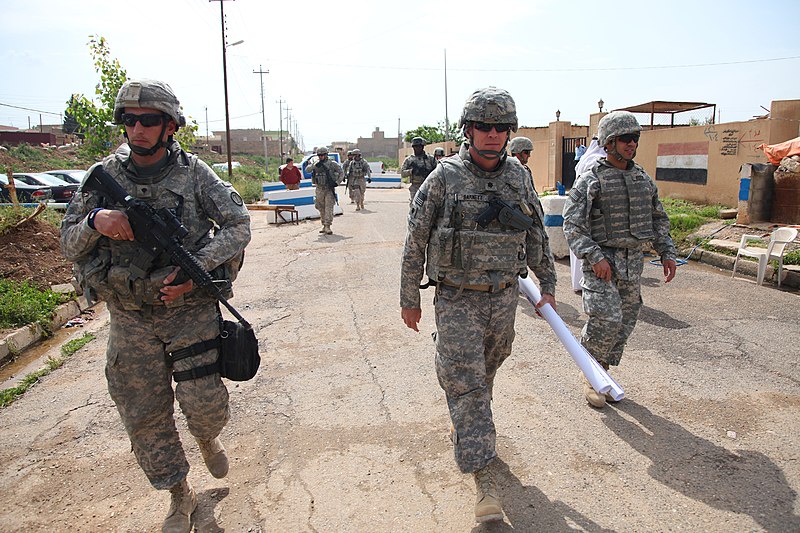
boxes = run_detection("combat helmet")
[508,136,533,154]
[411,136,427,147]
[316,146,329,155]
[597,111,641,147]
[458,87,518,132]
[433,147,445,156]
[113,79,186,128]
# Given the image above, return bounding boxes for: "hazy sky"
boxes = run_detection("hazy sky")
[2,0,798,151]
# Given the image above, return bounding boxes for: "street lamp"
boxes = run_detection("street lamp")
[556,109,561,122]
[598,98,604,112]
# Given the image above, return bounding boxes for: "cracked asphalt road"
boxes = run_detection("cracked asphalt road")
[0,186,798,532]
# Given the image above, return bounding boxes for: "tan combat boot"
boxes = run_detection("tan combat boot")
[583,374,606,408]
[319,225,326,233]
[196,436,229,478]
[324,225,333,235]
[162,478,197,533]
[473,465,503,523]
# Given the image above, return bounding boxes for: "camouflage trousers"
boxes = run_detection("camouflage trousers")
[408,181,424,207]
[105,299,229,490]
[314,186,336,226]
[579,269,643,367]
[433,282,518,473]
[350,178,366,206]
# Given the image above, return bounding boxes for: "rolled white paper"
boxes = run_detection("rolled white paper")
[518,276,624,401]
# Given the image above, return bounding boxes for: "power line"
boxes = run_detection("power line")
[278,55,800,73]
[0,102,62,116]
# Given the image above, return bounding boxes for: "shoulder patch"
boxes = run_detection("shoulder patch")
[568,188,581,202]
[230,191,243,206]
[413,190,427,209]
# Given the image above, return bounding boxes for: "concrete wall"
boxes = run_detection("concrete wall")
[393,100,799,206]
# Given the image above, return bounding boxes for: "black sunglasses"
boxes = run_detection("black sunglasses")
[617,133,640,144]
[121,113,166,128]
[473,122,512,133]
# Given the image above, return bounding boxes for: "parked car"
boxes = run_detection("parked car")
[0,174,52,203]
[211,161,241,172]
[46,169,86,184]
[12,172,78,203]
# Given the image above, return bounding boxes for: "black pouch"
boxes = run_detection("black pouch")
[218,320,260,381]
[169,319,260,382]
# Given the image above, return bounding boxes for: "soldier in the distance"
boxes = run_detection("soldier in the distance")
[400,136,436,206]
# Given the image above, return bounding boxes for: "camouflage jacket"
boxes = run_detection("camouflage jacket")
[310,158,344,189]
[60,140,251,309]
[563,158,677,268]
[401,153,436,184]
[400,143,556,309]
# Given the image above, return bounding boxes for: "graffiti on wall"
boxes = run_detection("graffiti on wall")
[711,127,765,156]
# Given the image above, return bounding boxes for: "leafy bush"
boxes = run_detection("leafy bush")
[0,280,71,332]
[228,176,264,204]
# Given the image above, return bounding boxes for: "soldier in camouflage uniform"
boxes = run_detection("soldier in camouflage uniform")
[343,150,354,203]
[400,88,556,523]
[348,148,372,211]
[563,111,677,409]
[60,79,251,533]
[401,136,436,206]
[508,136,534,189]
[309,146,344,235]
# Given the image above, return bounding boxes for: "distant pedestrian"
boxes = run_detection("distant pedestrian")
[401,136,436,206]
[508,136,534,190]
[309,146,344,235]
[347,148,371,211]
[279,157,302,190]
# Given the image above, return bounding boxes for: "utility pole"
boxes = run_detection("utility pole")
[205,106,209,149]
[276,98,284,157]
[210,0,238,178]
[444,48,450,145]
[285,107,292,154]
[253,65,269,173]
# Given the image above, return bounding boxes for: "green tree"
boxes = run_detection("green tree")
[65,35,200,157]
[66,35,127,158]
[63,96,80,135]
[404,120,464,145]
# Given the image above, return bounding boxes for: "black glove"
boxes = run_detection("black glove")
[367,177,372,183]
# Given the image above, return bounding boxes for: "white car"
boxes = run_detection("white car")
[211,161,241,172]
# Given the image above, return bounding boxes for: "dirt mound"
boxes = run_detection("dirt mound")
[0,218,74,290]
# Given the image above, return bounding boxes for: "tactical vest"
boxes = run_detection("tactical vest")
[82,151,225,311]
[589,162,655,245]
[411,155,436,185]
[425,156,535,285]
[349,160,368,180]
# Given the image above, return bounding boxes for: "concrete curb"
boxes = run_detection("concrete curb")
[0,295,93,367]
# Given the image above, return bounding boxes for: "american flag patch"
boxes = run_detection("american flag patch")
[413,190,427,208]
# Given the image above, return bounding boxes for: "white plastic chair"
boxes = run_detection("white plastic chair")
[731,227,798,286]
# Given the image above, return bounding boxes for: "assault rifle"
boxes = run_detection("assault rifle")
[476,197,534,231]
[83,166,250,327]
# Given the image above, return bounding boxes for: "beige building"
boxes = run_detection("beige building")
[398,99,800,209]
[357,127,402,158]
[210,129,297,157]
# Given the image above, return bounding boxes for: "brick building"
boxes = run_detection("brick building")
[356,127,401,158]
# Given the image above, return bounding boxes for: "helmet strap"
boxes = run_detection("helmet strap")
[124,122,170,157]
[466,127,510,161]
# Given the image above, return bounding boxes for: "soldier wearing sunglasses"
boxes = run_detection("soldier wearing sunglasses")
[400,87,556,524]
[60,79,251,532]
[563,111,677,409]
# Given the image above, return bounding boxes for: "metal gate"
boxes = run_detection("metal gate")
[561,137,586,189]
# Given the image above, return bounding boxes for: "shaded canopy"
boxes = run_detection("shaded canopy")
[614,101,716,128]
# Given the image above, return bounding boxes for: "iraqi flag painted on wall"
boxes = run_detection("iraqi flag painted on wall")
[655,142,709,185]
